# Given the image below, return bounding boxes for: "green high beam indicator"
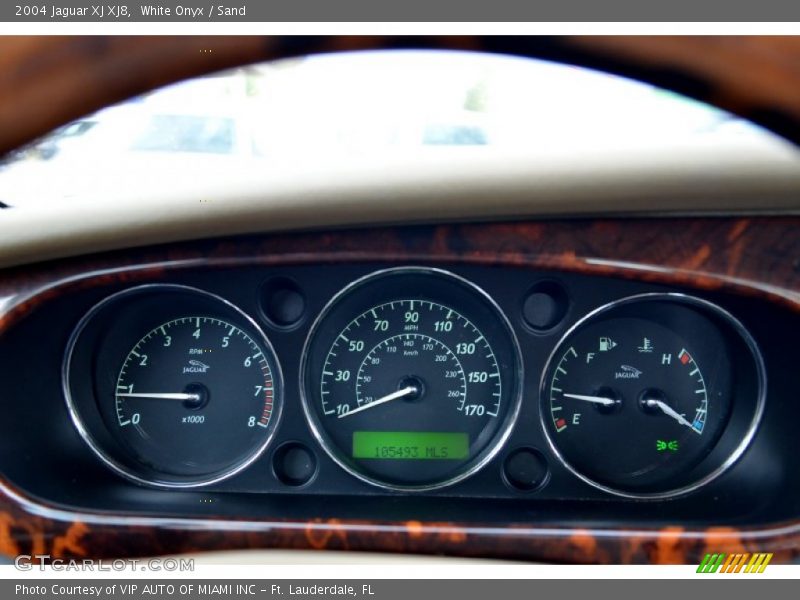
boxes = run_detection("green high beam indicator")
[353,431,469,460]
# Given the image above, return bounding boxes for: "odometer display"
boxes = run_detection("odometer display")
[302,268,522,491]
[352,431,469,460]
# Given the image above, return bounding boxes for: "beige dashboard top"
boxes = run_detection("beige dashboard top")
[0,140,798,270]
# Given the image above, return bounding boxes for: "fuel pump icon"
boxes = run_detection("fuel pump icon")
[599,337,617,351]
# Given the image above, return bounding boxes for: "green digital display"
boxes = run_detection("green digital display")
[353,431,469,460]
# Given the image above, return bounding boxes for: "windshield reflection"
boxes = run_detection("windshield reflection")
[0,50,784,210]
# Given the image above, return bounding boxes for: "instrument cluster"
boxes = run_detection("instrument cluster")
[60,265,766,501]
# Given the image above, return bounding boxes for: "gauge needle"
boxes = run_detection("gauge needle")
[563,393,616,407]
[116,392,201,401]
[338,386,419,419]
[645,399,700,433]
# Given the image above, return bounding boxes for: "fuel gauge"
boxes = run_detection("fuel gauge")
[541,294,765,498]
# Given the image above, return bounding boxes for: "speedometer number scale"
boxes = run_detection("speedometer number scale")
[321,301,500,422]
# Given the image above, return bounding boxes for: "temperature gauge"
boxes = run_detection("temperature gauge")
[541,294,765,498]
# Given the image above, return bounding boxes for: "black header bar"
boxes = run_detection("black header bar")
[4,0,800,22]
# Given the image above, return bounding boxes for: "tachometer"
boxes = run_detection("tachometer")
[64,285,283,488]
[302,267,522,491]
[113,316,277,479]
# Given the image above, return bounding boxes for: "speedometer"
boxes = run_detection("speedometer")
[301,267,522,491]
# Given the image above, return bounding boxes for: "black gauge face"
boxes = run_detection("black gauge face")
[542,295,763,497]
[302,268,522,490]
[113,316,277,478]
[65,285,283,487]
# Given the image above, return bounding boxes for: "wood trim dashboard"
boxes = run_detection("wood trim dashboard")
[0,216,798,564]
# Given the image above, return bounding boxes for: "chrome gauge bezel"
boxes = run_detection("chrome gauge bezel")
[300,266,524,492]
[62,283,284,489]
[538,292,767,500]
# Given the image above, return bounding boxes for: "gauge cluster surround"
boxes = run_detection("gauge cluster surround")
[0,257,794,527]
